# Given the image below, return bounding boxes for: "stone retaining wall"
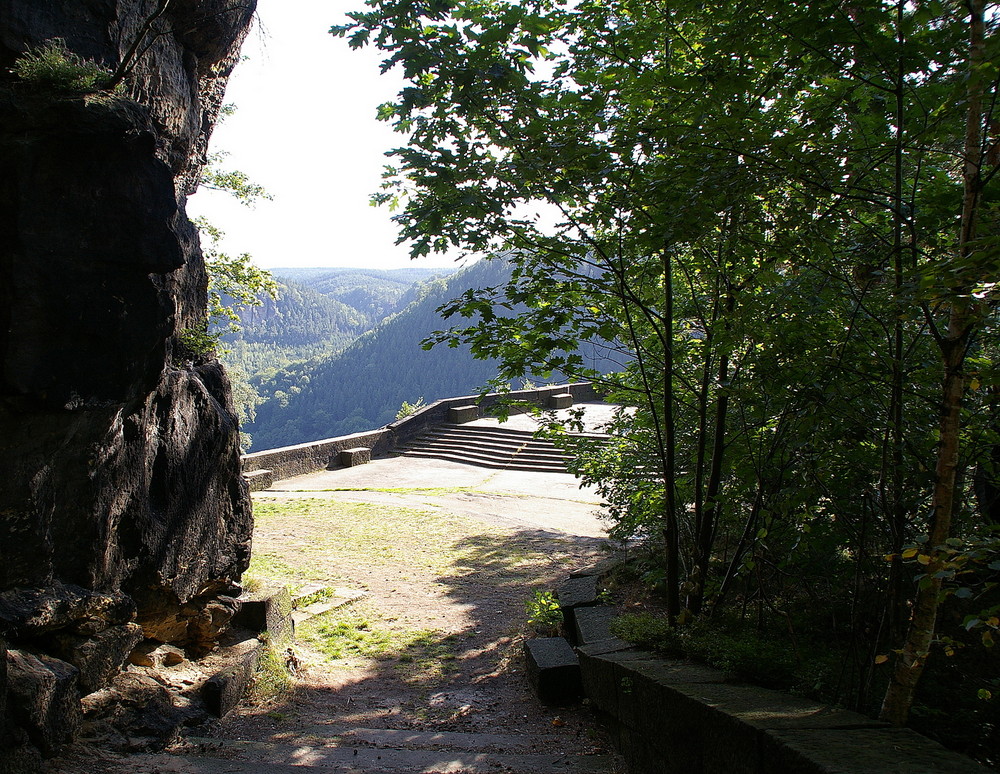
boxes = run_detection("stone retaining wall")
[554,569,990,774]
[242,382,601,486]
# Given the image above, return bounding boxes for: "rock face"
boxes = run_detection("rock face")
[0,0,257,764]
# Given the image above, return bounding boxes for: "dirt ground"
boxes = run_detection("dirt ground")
[49,450,625,773]
[217,481,619,752]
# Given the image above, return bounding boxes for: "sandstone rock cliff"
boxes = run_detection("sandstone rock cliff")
[0,0,257,766]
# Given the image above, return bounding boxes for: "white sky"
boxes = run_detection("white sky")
[186,0,454,271]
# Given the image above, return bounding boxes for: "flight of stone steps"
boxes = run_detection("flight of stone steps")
[396,424,574,473]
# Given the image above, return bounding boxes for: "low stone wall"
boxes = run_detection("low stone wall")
[242,382,602,486]
[241,428,392,485]
[579,643,986,773]
[550,569,989,774]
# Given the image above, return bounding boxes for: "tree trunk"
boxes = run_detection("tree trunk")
[879,0,985,725]
[662,247,681,620]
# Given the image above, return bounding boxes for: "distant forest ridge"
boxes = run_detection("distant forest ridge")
[223,260,618,452]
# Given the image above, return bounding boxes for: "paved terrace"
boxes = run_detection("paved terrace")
[261,402,621,539]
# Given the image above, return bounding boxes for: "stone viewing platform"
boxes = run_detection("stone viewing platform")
[241,382,611,488]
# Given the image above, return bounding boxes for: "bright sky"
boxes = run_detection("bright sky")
[186,0,453,271]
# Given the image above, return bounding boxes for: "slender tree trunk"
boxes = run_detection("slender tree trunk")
[885,0,908,644]
[662,247,681,620]
[879,0,984,725]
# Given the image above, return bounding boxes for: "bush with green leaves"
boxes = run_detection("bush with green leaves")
[11,38,111,92]
[525,589,563,636]
[395,397,427,420]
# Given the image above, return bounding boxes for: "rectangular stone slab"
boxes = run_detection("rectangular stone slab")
[557,575,598,609]
[548,393,573,408]
[761,727,991,773]
[524,637,582,705]
[449,405,478,423]
[339,447,371,467]
[202,638,264,718]
[574,605,619,646]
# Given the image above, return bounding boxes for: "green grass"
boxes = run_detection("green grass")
[252,498,494,575]
[305,486,482,495]
[296,604,458,685]
[250,639,294,703]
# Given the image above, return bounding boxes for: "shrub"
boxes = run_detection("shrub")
[610,612,799,689]
[525,589,563,636]
[11,39,112,92]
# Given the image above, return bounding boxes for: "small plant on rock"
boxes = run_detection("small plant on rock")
[11,38,112,92]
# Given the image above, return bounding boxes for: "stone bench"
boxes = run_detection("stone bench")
[448,405,478,423]
[243,468,273,492]
[548,393,573,409]
[339,447,371,467]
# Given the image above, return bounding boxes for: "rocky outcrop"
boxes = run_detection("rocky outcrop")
[0,0,257,765]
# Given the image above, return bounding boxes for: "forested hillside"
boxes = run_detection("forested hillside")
[222,280,365,377]
[242,260,509,450]
[222,267,452,377]
[273,266,447,323]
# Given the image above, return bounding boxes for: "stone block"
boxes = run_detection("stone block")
[557,575,599,609]
[184,595,242,657]
[339,447,371,467]
[5,649,81,756]
[0,583,135,639]
[574,606,619,647]
[449,405,478,424]
[569,553,625,579]
[556,576,598,643]
[128,642,186,668]
[232,587,293,646]
[244,468,273,492]
[202,638,264,718]
[760,727,990,774]
[81,672,189,751]
[548,393,573,409]
[574,631,987,774]
[523,637,582,705]
[577,648,625,716]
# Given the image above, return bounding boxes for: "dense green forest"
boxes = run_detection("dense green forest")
[338,0,1000,762]
[220,267,450,377]
[238,261,506,451]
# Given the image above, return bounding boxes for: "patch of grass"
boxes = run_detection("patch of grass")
[395,632,459,685]
[250,638,294,704]
[251,498,493,575]
[300,612,399,660]
[296,603,458,685]
[244,552,316,593]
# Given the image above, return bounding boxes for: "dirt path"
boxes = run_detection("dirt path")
[59,459,624,773]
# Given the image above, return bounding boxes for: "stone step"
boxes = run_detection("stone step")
[404,437,560,456]
[271,726,568,752]
[402,431,564,454]
[396,424,575,473]
[292,589,367,626]
[130,735,614,773]
[400,448,568,472]
[403,440,567,463]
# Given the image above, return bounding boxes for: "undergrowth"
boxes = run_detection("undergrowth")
[610,612,812,690]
